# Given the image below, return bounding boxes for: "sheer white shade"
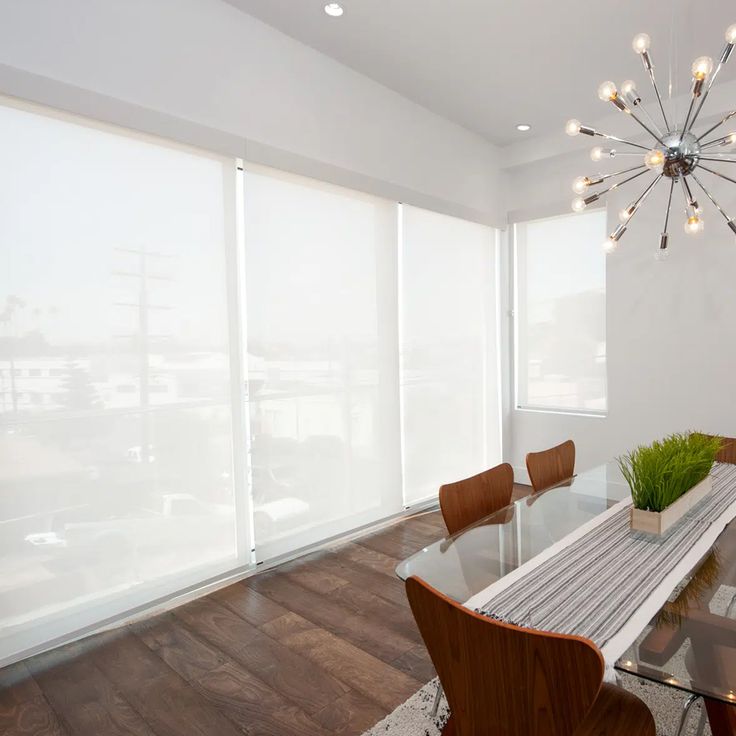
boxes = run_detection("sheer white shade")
[400,205,501,505]
[514,209,607,413]
[0,97,507,666]
[0,100,246,663]
[243,167,403,560]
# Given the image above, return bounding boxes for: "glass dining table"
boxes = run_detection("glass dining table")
[396,464,736,734]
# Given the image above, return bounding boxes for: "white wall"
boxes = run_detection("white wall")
[503,136,736,481]
[0,0,504,225]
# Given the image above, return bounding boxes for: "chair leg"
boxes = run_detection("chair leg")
[695,702,707,736]
[431,681,444,718]
[675,694,701,736]
[725,592,736,619]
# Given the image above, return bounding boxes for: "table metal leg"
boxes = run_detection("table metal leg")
[431,681,444,718]
[675,694,700,736]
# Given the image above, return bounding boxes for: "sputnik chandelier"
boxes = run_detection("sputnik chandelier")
[566,24,736,257]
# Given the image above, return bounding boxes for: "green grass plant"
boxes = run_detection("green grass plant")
[618,432,721,512]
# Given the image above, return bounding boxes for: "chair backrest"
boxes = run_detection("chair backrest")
[704,435,736,464]
[526,439,576,493]
[406,576,604,736]
[439,463,514,536]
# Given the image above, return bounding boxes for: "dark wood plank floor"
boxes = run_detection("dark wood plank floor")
[0,485,530,736]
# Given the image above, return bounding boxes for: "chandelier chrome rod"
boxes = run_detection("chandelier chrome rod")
[626,174,663,220]
[603,167,650,193]
[700,134,736,149]
[697,164,736,187]
[698,156,736,165]
[697,110,736,143]
[680,175,699,210]
[681,93,699,139]
[690,172,736,234]
[582,168,650,207]
[640,51,670,131]
[623,106,667,146]
[663,179,675,231]
[593,131,650,151]
[679,176,694,210]
[594,164,647,183]
[624,93,666,139]
[639,106,665,140]
[659,179,675,253]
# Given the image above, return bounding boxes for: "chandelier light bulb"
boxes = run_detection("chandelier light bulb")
[590,146,604,161]
[644,148,665,169]
[572,176,590,194]
[632,33,651,54]
[727,133,736,145]
[621,80,637,97]
[571,197,587,213]
[691,56,714,80]
[598,81,618,102]
[726,24,736,45]
[602,238,618,254]
[684,215,705,235]
[619,205,635,224]
[620,80,640,105]
[655,247,669,261]
[566,119,582,136]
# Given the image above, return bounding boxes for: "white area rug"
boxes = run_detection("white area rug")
[363,674,711,736]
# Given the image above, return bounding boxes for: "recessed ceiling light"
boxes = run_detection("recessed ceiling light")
[516,123,532,132]
[324,3,344,17]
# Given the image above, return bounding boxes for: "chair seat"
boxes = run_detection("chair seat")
[573,683,656,736]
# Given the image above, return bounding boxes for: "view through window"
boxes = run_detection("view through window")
[0,99,504,664]
[514,209,607,413]
[243,168,403,560]
[400,205,501,504]
[0,101,244,662]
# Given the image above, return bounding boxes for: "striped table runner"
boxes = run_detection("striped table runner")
[469,462,736,663]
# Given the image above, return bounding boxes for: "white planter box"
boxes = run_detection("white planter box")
[630,475,712,536]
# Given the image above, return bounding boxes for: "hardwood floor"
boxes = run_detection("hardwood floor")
[0,485,530,736]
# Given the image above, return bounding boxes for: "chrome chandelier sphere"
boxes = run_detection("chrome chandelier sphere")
[566,25,736,258]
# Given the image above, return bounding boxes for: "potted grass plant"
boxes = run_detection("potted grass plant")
[618,432,721,535]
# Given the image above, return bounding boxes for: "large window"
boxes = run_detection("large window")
[0,97,504,665]
[243,168,402,560]
[514,209,607,413]
[0,100,247,663]
[400,205,501,505]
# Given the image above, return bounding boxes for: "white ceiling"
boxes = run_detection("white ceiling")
[224,0,735,146]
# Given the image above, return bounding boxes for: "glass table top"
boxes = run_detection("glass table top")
[396,463,736,705]
[396,463,630,600]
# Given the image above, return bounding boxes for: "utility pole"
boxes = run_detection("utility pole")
[1,296,26,416]
[112,248,173,462]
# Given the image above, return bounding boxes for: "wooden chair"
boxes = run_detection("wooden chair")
[703,434,736,464]
[439,463,514,536]
[685,609,736,736]
[526,439,576,493]
[406,576,656,736]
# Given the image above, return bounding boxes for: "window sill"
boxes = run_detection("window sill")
[515,405,607,419]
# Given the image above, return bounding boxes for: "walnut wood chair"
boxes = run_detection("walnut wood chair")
[526,439,576,493]
[684,609,736,736]
[439,463,514,536]
[704,435,736,464]
[406,576,656,736]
